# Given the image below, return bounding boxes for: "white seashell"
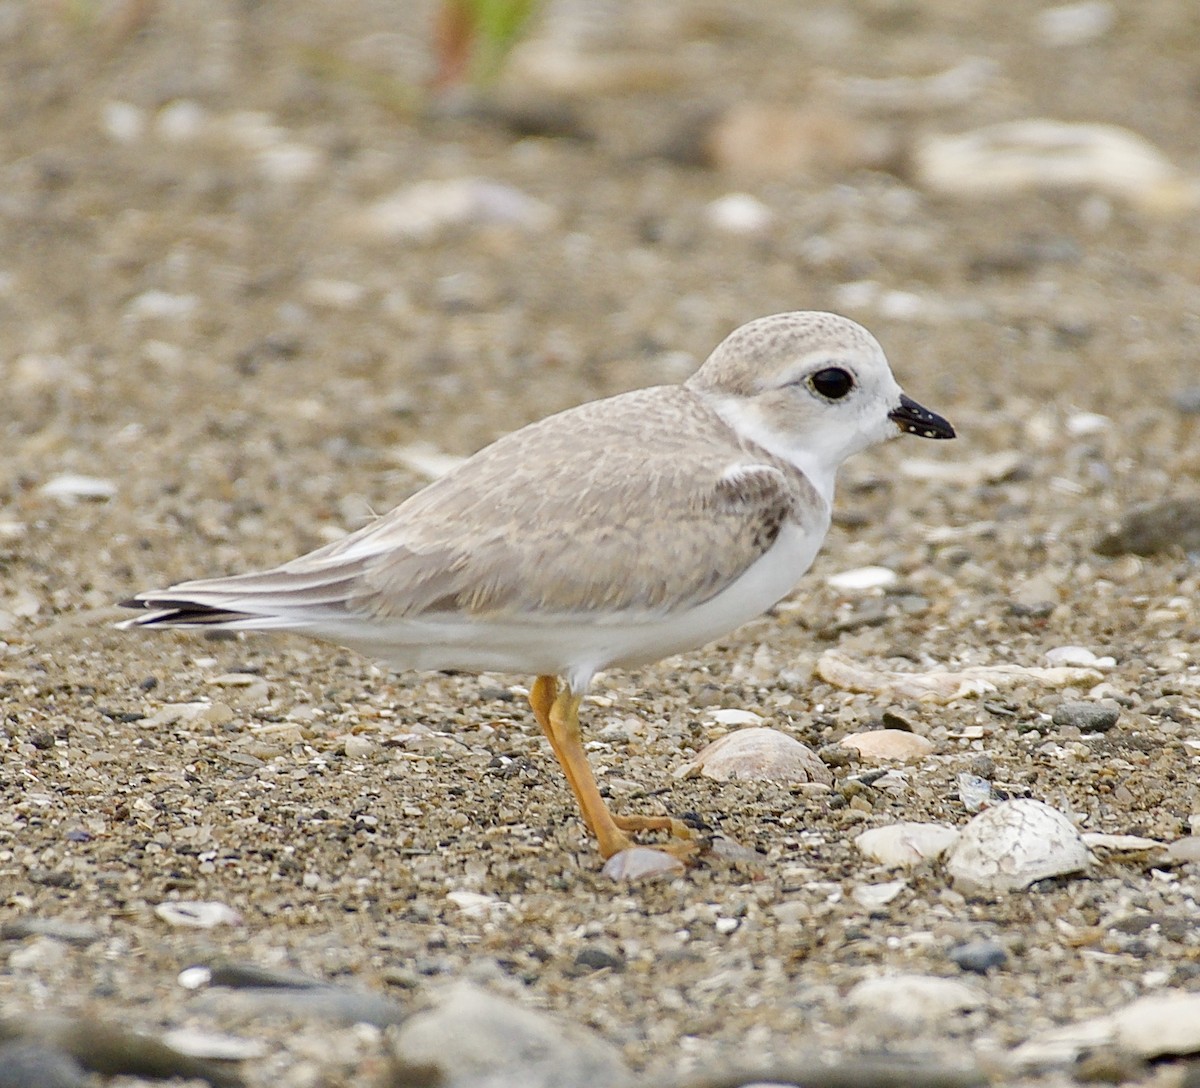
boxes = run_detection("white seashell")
[855,822,960,867]
[601,847,685,881]
[825,566,899,592]
[848,973,986,1029]
[446,890,514,919]
[944,799,1092,894]
[39,474,118,502]
[706,708,764,727]
[1112,991,1200,1058]
[851,880,907,909]
[674,727,832,784]
[154,901,243,928]
[1044,645,1116,669]
[916,119,1200,213]
[162,1027,268,1061]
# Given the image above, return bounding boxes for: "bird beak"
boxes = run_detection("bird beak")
[889,394,955,439]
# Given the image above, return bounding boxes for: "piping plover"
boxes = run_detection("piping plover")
[121,311,954,859]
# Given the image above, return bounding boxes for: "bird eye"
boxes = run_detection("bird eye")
[809,367,854,400]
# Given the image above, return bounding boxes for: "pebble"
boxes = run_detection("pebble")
[1051,702,1119,732]
[702,193,775,236]
[193,984,405,1028]
[840,729,933,764]
[1043,646,1115,669]
[1094,498,1200,556]
[391,983,632,1088]
[0,918,100,946]
[0,1042,89,1088]
[915,119,1200,213]
[572,946,625,973]
[674,727,833,784]
[342,734,377,760]
[153,901,243,928]
[949,938,1008,974]
[944,799,1092,894]
[856,822,960,867]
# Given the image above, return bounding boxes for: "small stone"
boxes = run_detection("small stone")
[1052,702,1119,732]
[674,727,832,784]
[840,729,934,764]
[949,938,1008,974]
[1095,498,1200,556]
[572,946,624,973]
[703,193,774,236]
[342,734,377,760]
[390,982,631,1088]
[1044,646,1115,669]
[0,1041,88,1088]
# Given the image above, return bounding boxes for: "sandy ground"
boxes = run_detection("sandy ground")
[2,1,1200,1085]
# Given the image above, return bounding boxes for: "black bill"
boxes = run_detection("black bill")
[889,393,955,440]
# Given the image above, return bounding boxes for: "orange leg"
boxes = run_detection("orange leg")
[527,676,695,859]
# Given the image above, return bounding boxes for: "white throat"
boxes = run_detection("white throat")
[706,394,840,507]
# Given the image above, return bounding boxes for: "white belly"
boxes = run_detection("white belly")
[317,517,828,690]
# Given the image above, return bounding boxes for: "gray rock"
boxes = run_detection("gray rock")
[1094,498,1200,556]
[392,983,632,1088]
[0,1042,88,1088]
[949,938,1008,974]
[1052,702,1119,732]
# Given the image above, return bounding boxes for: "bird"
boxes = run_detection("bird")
[120,311,955,860]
